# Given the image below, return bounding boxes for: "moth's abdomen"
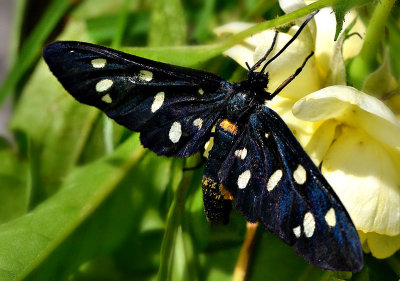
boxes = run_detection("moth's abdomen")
[202,118,239,223]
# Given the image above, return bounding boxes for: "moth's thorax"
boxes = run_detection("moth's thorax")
[227,71,270,121]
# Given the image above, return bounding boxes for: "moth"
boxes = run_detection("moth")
[43,11,363,272]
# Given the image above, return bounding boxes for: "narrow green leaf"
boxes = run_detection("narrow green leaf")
[157,160,184,281]
[362,48,397,97]
[332,0,370,40]
[149,0,187,46]
[122,1,339,67]
[85,12,150,44]
[121,44,223,67]
[0,138,29,223]
[0,0,73,106]
[10,20,97,194]
[0,135,144,281]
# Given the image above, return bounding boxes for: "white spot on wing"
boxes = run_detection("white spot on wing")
[234,148,247,160]
[293,164,307,185]
[198,88,204,95]
[91,58,107,68]
[193,118,203,129]
[237,170,251,189]
[265,133,269,139]
[303,212,315,238]
[325,208,336,227]
[169,121,182,143]
[267,169,283,191]
[139,70,153,81]
[96,79,113,92]
[101,94,112,103]
[293,226,301,238]
[151,92,165,112]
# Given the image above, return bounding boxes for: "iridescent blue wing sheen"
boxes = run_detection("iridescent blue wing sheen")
[43,41,228,157]
[218,106,363,272]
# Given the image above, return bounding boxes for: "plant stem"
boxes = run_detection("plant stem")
[386,255,400,276]
[157,160,185,281]
[233,222,259,281]
[348,0,396,88]
[221,0,338,50]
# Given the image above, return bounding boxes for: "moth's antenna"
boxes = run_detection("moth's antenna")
[260,9,319,74]
[250,30,278,72]
[270,51,314,98]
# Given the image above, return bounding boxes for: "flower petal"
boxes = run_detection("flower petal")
[321,127,400,236]
[223,45,255,69]
[303,119,337,165]
[252,28,320,99]
[364,232,400,259]
[268,96,323,155]
[214,22,254,36]
[279,0,305,14]
[293,86,400,147]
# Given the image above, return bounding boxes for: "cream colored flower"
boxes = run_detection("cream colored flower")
[217,0,400,259]
[293,86,400,258]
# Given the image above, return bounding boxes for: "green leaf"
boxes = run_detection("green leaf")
[10,20,97,194]
[362,48,397,97]
[0,135,145,281]
[85,12,151,45]
[0,138,29,223]
[331,0,370,40]
[121,44,223,67]
[326,18,358,86]
[0,0,73,106]
[250,233,325,281]
[149,0,187,46]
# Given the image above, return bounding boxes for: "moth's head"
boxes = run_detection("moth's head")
[246,70,270,94]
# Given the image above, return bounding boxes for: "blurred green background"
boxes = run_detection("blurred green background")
[0,0,399,280]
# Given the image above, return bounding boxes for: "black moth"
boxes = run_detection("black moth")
[43,11,363,272]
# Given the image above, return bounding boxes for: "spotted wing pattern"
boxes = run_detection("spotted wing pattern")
[218,106,363,272]
[43,40,363,272]
[43,41,228,157]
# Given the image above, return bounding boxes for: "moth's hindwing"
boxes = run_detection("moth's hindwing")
[43,41,229,157]
[218,106,363,272]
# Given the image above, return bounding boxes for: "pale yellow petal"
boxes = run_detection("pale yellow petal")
[293,86,400,147]
[214,22,254,36]
[303,119,337,165]
[365,232,400,259]
[214,22,268,48]
[311,8,364,80]
[357,231,370,253]
[279,0,305,13]
[342,17,366,60]
[223,45,255,69]
[254,29,320,99]
[279,0,316,42]
[322,127,400,235]
[268,96,322,152]
[325,26,347,86]
[292,88,349,121]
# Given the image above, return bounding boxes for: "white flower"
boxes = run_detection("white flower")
[215,0,400,259]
